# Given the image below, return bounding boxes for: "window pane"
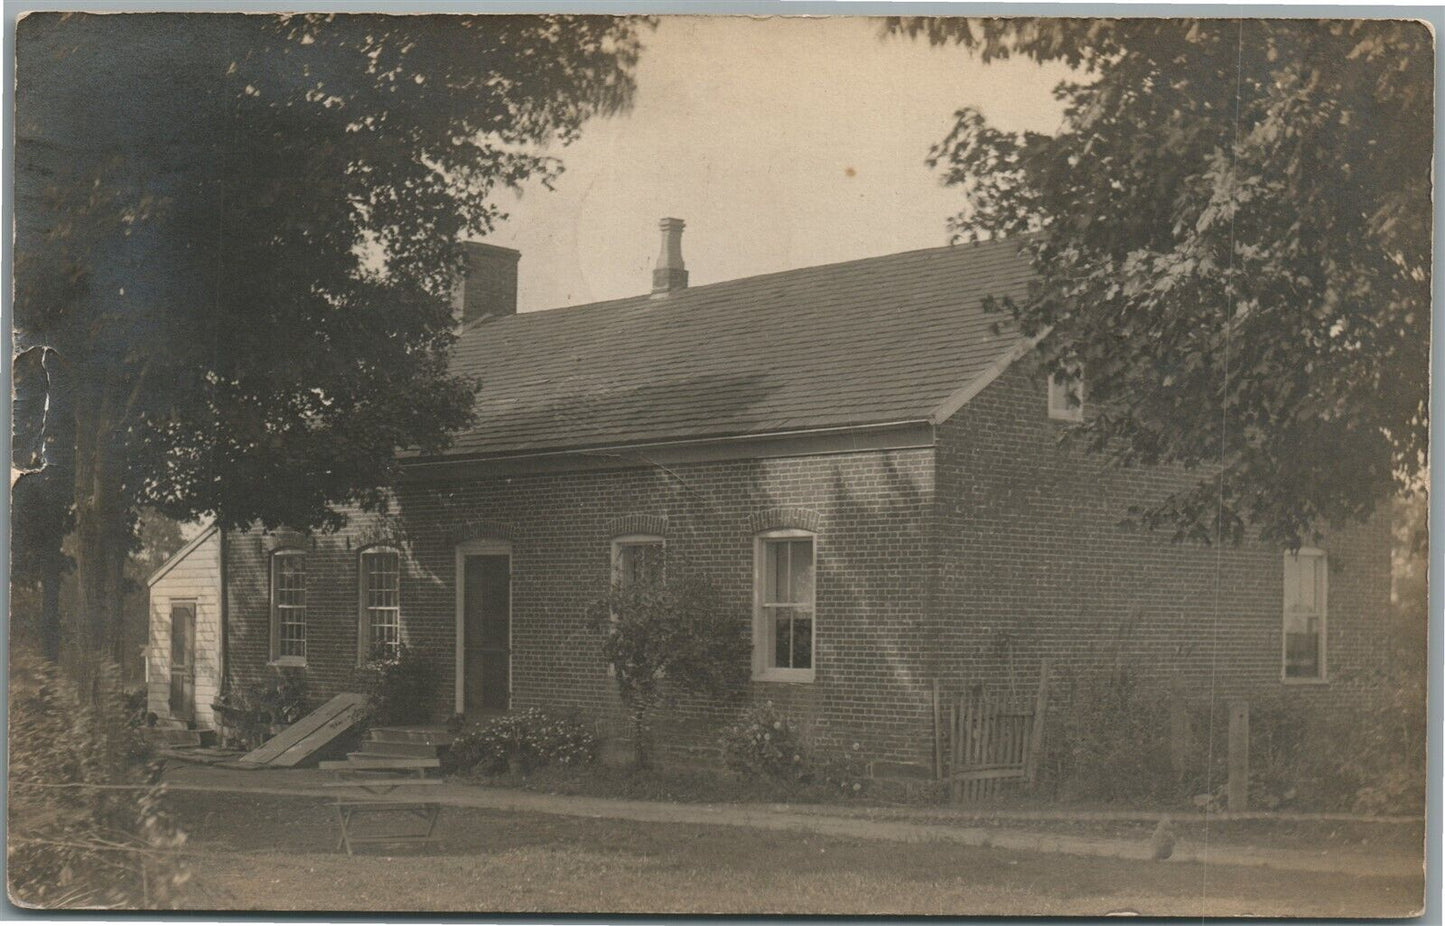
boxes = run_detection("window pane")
[1296,559,1316,611]
[1285,631,1320,677]
[365,552,399,607]
[274,553,306,658]
[362,551,401,654]
[1049,373,1083,419]
[790,615,812,669]
[617,541,664,588]
[764,540,785,604]
[789,540,814,605]
[773,609,791,668]
[1282,552,1324,679]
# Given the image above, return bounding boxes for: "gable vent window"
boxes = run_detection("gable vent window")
[270,551,307,664]
[360,548,402,660]
[1283,548,1327,682]
[754,530,816,682]
[1048,367,1085,422]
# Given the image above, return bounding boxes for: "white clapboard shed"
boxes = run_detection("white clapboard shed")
[146,524,223,729]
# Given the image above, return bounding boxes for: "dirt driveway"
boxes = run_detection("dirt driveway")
[164,790,1423,916]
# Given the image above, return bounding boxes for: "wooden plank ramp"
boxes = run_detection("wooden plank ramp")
[234,693,368,768]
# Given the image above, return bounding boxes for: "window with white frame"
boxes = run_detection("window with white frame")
[754,531,816,681]
[360,548,401,659]
[1047,366,1085,421]
[1283,548,1327,680]
[270,551,307,662]
[612,535,664,588]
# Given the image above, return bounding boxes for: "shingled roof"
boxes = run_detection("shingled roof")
[433,236,1032,460]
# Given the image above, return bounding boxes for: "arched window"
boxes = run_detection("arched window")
[753,529,816,682]
[359,547,402,660]
[270,550,307,664]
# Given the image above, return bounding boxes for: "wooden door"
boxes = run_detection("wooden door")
[463,555,510,712]
[169,601,196,723]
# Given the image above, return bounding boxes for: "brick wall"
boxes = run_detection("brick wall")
[221,360,1392,771]
[928,359,1393,721]
[225,448,937,763]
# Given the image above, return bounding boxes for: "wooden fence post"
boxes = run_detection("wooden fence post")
[1168,677,1191,782]
[948,701,960,803]
[932,679,942,782]
[1227,699,1249,812]
[1024,659,1050,788]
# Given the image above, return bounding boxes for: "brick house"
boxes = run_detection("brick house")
[147,220,1390,774]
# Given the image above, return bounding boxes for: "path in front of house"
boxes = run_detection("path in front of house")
[158,763,1421,879]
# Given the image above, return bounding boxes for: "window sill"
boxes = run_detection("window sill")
[269,657,307,668]
[1281,675,1328,686]
[754,669,815,684]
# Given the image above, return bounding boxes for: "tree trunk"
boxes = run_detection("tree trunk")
[39,558,61,662]
[630,699,655,770]
[68,396,130,698]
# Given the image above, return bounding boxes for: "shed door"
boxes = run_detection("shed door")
[463,555,510,712]
[169,601,196,723]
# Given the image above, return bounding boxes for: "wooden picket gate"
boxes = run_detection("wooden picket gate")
[933,660,1051,803]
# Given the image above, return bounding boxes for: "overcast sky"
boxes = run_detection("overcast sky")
[483,16,1074,312]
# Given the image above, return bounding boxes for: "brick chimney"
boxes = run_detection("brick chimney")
[453,241,520,325]
[651,217,688,294]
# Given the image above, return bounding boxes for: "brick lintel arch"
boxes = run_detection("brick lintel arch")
[605,513,669,539]
[353,523,412,553]
[445,519,515,545]
[261,528,309,553]
[747,506,822,534]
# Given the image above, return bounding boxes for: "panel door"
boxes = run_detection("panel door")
[169,601,196,722]
[463,555,510,712]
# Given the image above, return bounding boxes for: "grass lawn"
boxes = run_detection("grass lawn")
[450,761,891,804]
[164,790,1422,916]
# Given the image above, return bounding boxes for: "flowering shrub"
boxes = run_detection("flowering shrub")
[814,742,870,797]
[1285,666,1426,814]
[352,643,437,725]
[9,651,190,908]
[211,669,309,749]
[721,701,810,781]
[445,708,599,775]
[1042,660,1426,813]
[585,574,750,767]
[721,702,871,797]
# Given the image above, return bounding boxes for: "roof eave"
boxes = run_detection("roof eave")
[146,523,218,588]
[399,419,936,481]
[927,328,1051,426]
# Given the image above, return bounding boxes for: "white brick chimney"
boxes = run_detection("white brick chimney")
[651,217,688,294]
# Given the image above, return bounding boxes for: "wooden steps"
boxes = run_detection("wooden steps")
[142,727,204,748]
[345,726,453,764]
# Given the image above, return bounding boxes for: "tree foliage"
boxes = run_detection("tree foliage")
[13,13,646,662]
[890,17,1431,545]
[586,575,751,767]
[8,652,190,908]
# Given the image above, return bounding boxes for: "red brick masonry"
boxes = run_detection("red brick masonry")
[223,362,1390,773]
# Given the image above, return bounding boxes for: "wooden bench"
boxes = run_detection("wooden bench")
[319,757,443,855]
